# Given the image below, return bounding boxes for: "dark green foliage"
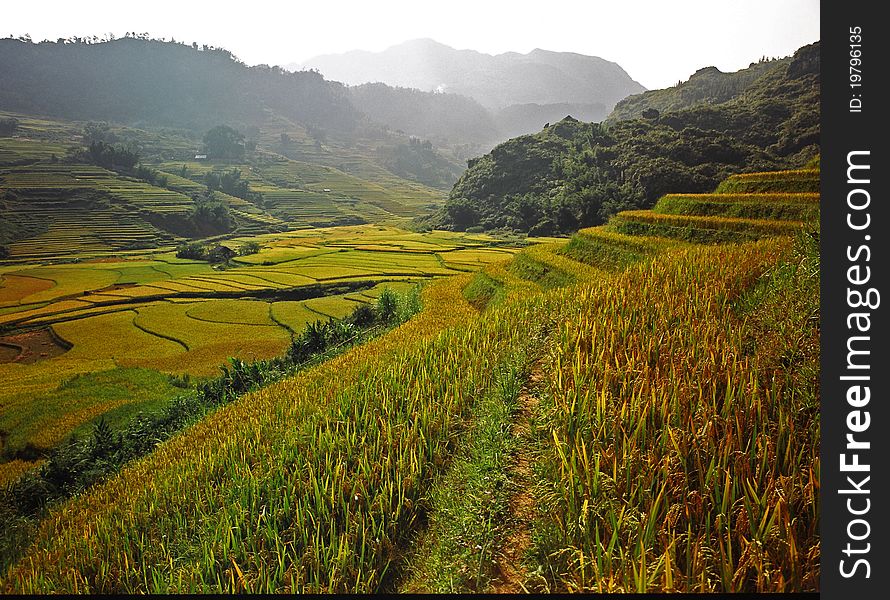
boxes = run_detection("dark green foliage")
[81,121,119,145]
[376,287,399,324]
[0,245,9,259]
[205,168,263,204]
[237,241,261,256]
[347,303,376,328]
[133,164,168,187]
[189,191,232,234]
[175,241,206,260]
[202,125,245,160]
[83,141,139,170]
[204,244,235,263]
[175,240,235,263]
[0,117,19,136]
[435,43,820,235]
[382,137,465,189]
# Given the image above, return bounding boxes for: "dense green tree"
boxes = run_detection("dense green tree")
[204,168,262,204]
[189,191,232,233]
[84,141,139,170]
[82,121,118,145]
[202,125,245,159]
[0,117,18,136]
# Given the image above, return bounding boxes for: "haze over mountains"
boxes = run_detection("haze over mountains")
[297,38,646,140]
[297,38,645,110]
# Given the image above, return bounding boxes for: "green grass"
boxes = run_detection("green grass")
[653,193,819,221]
[0,367,182,459]
[508,252,574,290]
[714,169,819,194]
[399,356,527,592]
[462,272,506,310]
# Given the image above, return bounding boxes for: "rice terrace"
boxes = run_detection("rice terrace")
[0,13,820,595]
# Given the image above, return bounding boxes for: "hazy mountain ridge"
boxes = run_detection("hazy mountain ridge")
[430,42,819,235]
[0,37,474,189]
[299,39,645,110]
[298,38,644,141]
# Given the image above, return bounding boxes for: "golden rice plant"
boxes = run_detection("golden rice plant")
[529,238,819,592]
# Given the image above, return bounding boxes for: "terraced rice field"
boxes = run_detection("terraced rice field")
[2,112,447,260]
[0,225,519,462]
[0,167,820,593]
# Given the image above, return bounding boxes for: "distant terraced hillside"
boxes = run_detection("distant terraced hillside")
[0,112,446,261]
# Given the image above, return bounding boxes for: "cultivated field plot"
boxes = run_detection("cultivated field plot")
[0,225,517,464]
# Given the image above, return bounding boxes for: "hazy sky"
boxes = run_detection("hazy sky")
[5,0,819,89]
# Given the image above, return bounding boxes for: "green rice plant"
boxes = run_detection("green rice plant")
[558,227,679,271]
[611,211,804,243]
[462,272,506,310]
[653,194,819,222]
[714,170,819,194]
[399,355,530,593]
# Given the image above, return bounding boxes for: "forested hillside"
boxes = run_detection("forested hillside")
[0,37,357,131]
[432,42,819,235]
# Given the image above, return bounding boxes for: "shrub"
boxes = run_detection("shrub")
[175,242,205,260]
[376,288,399,324]
[348,303,376,327]
[237,241,261,256]
[0,117,19,136]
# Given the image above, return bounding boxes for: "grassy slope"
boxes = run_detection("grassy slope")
[1,169,820,593]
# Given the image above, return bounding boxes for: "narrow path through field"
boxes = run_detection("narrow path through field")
[490,365,544,593]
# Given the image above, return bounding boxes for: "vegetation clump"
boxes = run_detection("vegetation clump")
[0,117,19,136]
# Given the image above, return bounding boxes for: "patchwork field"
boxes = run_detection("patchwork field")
[0,224,519,470]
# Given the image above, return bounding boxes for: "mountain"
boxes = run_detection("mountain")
[0,36,477,190]
[347,83,500,145]
[430,42,820,236]
[297,39,645,140]
[606,56,792,122]
[0,37,358,132]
